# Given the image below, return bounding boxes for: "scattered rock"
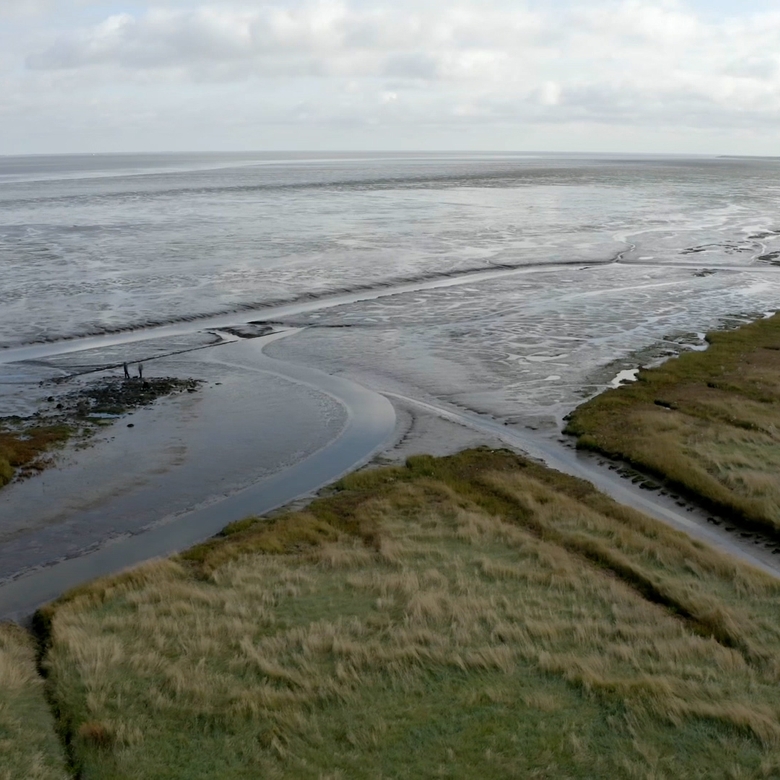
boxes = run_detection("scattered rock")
[220,323,274,339]
[1,376,202,485]
[64,377,201,417]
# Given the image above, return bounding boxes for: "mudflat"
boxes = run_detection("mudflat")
[4,153,780,777]
[0,376,200,489]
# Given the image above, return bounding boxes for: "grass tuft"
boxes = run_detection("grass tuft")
[77,720,115,750]
[0,422,72,488]
[0,622,69,780]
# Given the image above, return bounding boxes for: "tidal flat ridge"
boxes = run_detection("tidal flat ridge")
[0,376,200,489]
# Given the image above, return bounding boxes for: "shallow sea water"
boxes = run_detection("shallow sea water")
[3,152,779,349]
[3,152,780,599]
[3,152,780,420]
[265,262,780,424]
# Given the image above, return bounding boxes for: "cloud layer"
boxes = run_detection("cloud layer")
[3,0,780,154]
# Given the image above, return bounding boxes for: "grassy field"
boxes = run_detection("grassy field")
[28,449,780,779]
[0,623,69,780]
[565,313,780,536]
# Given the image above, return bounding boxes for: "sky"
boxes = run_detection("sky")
[1,0,779,155]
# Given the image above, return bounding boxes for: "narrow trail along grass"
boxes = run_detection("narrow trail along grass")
[566,312,780,537]
[0,623,69,780]
[29,449,780,779]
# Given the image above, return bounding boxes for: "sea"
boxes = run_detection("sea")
[1,152,779,349]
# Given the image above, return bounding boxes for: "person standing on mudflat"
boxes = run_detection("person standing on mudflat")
[123,362,130,380]
[138,363,143,380]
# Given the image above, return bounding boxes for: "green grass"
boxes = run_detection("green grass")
[565,313,780,535]
[0,623,69,780]
[0,422,73,489]
[33,449,780,779]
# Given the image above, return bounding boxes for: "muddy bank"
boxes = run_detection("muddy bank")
[1,375,201,487]
[0,334,396,618]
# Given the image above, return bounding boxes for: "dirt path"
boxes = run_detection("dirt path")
[381,390,780,579]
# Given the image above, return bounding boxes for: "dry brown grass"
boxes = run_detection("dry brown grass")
[566,313,780,535]
[34,449,780,778]
[0,622,69,780]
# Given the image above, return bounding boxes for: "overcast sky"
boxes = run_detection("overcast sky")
[1,0,779,155]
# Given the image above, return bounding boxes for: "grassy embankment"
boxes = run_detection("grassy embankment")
[0,623,69,780]
[24,449,780,779]
[566,313,780,537]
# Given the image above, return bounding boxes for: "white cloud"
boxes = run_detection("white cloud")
[3,0,780,153]
[23,2,546,76]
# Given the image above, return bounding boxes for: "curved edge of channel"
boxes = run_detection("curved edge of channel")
[0,343,396,622]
